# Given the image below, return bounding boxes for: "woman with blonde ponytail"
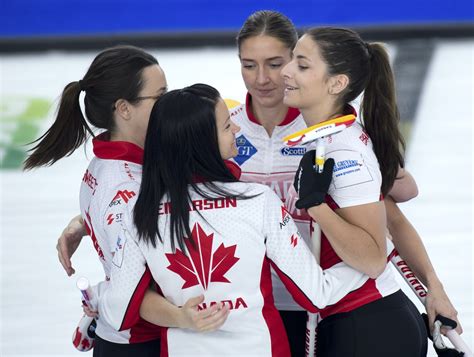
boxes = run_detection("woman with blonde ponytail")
[281,27,441,356]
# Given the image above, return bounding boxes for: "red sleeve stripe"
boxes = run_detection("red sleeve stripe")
[119,265,153,331]
[268,258,320,313]
[260,257,291,357]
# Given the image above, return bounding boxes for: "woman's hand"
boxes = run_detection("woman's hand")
[179,295,230,332]
[56,214,87,276]
[425,283,463,335]
[293,150,334,210]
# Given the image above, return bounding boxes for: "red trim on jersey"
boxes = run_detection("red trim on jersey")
[320,194,387,318]
[245,93,301,126]
[129,319,161,344]
[120,265,154,331]
[319,279,383,319]
[224,160,242,180]
[268,258,320,314]
[93,132,144,165]
[260,257,290,357]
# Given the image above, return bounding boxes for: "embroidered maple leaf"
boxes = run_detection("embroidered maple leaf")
[166,223,239,290]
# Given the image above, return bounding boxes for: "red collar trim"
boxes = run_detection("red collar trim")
[245,93,301,126]
[225,160,242,180]
[92,132,144,165]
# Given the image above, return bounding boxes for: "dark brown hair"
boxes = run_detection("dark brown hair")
[24,45,158,170]
[237,10,298,54]
[306,27,405,195]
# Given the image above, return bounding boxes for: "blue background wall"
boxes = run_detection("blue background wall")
[2,0,473,38]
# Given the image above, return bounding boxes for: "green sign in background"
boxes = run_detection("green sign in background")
[1,97,51,169]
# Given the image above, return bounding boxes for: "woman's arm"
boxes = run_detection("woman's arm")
[56,214,87,276]
[308,202,387,279]
[385,196,462,334]
[97,225,230,332]
[140,290,229,331]
[294,151,387,279]
[389,167,419,203]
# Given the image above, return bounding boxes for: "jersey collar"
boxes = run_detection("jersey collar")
[245,93,300,126]
[92,132,144,165]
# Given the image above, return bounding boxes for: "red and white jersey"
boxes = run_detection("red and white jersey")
[98,182,369,357]
[287,111,400,319]
[79,133,161,344]
[228,94,312,310]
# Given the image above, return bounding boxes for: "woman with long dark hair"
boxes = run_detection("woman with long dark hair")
[96,84,370,356]
[24,46,228,356]
[282,27,430,356]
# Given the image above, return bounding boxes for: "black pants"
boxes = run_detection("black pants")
[280,310,307,357]
[316,290,428,357]
[93,335,160,357]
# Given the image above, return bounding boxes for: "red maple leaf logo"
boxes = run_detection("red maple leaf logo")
[165,223,239,290]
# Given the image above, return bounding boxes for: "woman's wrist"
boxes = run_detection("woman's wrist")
[307,203,327,220]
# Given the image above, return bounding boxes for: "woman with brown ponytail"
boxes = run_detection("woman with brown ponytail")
[282,28,430,356]
[24,46,228,356]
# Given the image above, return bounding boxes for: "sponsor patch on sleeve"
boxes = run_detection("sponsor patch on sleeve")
[112,230,127,268]
[330,149,374,189]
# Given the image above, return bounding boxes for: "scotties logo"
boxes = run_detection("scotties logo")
[280,146,306,156]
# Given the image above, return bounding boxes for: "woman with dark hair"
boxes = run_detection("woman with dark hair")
[231,10,438,356]
[24,46,228,356]
[96,84,370,357]
[281,27,431,356]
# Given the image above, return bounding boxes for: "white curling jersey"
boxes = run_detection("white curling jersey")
[98,177,369,357]
[228,94,312,310]
[79,133,161,344]
[286,107,400,319]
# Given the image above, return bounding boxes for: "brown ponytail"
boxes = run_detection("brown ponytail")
[306,28,405,195]
[23,81,93,170]
[362,43,405,196]
[24,45,159,170]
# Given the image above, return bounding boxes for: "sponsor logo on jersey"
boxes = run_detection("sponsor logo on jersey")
[279,205,291,229]
[112,233,125,268]
[82,169,98,192]
[123,162,137,181]
[290,234,298,247]
[280,146,307,156]
[359,132,369,146]
[233,135,257,166]
[106,212,123,225]
[333,159,363,177]
[108,190,136,207]
[197,297,248,311]
[166,223,239,290]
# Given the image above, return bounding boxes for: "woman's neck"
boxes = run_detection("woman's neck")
[251,101,289,137]
[109,131,144,149]
[301,101,343,127]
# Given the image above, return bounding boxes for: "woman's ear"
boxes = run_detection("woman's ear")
[328,74,349,95]
[114,99,131,121]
